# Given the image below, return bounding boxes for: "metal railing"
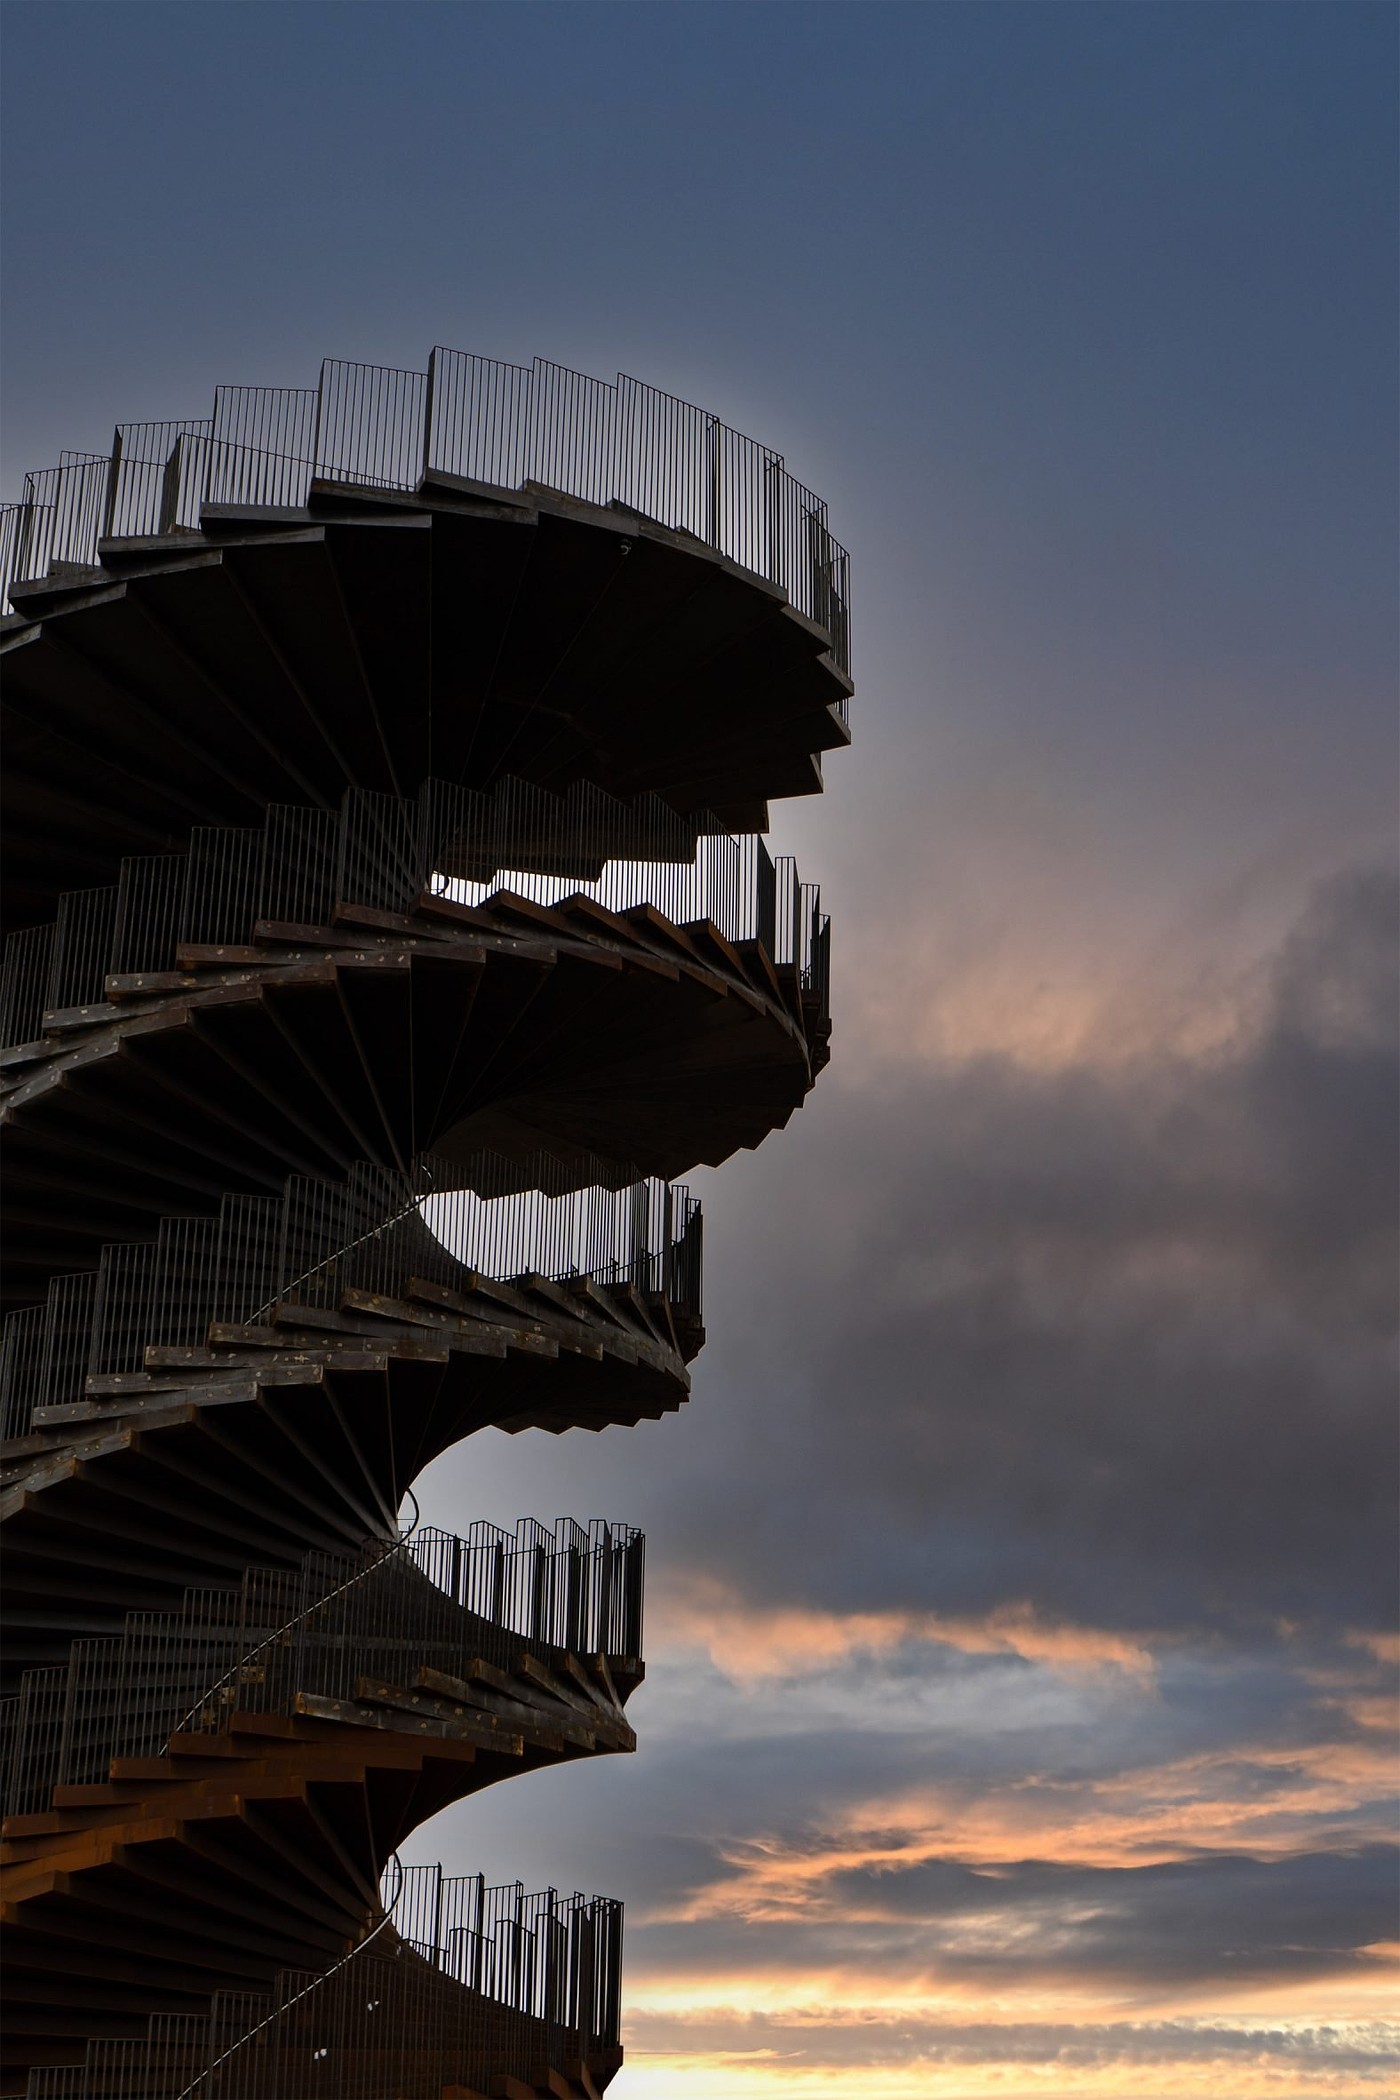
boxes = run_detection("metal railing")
[1,1521,643,1820]
[0,773,830,1051]
[0,1148,701,1442]
[26,1867,623,2098]
[1,346,852,678]
[396,1863,622,2053]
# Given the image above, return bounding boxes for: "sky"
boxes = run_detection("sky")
[4,4,1397,2096]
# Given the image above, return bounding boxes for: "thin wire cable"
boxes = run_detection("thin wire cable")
[171,1852,407,2100]
[165,1506,422,1745]
[249,1189,422,1323]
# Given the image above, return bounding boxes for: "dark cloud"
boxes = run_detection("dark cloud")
[646,864,1400,1635]
[618,1845,1400,2008]
[416,866,1398,2043]
[802,1844,1400,1987]
[426,866,1397,1642]
[412,1629,1397,1979]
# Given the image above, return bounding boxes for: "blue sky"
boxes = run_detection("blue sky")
[7,1,1392,968]
[4,5,1396,2094]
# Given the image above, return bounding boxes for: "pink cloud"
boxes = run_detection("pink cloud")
[650,1574,1158,1682]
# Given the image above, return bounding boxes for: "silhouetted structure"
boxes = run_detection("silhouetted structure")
[0,350,850,2097]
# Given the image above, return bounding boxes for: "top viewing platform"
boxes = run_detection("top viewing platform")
[2,349,852,926]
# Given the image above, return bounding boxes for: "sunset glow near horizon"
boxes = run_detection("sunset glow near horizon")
[4,3,1396,2093]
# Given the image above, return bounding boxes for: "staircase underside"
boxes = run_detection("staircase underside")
[3,1640,634,2079]
[2,480,851,933]
[14,1929,623,2098]
[3,1272,692,1676]
[2,886,823,1303]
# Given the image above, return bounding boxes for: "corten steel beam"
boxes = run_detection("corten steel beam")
[0,348,849,2099]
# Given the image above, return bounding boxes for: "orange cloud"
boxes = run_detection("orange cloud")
[650,1726,1396,1932]
[621,2032,1400,2100]
[1346,1629,1400,1667]
[650,1575,1157,1682]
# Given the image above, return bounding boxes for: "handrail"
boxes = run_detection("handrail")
[0,346,852,677]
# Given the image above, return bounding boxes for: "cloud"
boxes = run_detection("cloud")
[623,2011,1400,2099]
[412,865,1398,2084]
[1346,1630,1400,1668]
[650,864,1398,1640]
[680,1844,1400,1990]
[650,1575,1157,1682]
[669,1744,1398,1913]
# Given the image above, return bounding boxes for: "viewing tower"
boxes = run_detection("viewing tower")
[0,351,850,2098]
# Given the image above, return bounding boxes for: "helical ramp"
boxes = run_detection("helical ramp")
[0,350,850,2098]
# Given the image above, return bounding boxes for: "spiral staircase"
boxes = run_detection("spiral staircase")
[0,349,850,2097]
